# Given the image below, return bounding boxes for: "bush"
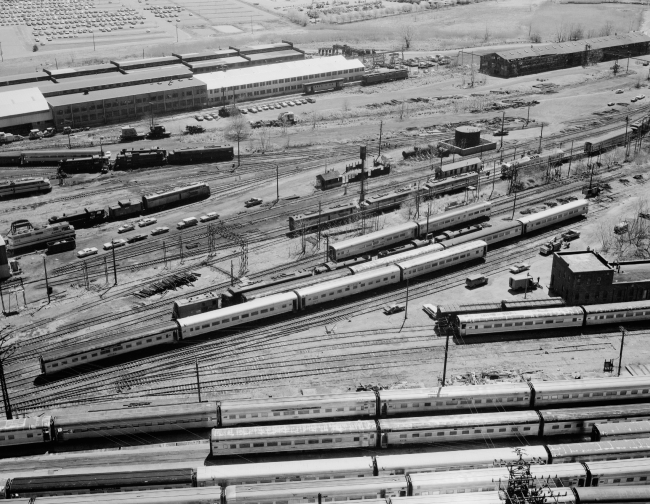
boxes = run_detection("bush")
[530,32,542,43]
[33,44,39,52]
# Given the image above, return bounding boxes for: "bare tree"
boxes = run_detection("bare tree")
[224,115,251,167]
[554,23,568,43]
[600,20,614,37]
[310,111,321,130]
[257,126,272,152]
[399,24,415,49]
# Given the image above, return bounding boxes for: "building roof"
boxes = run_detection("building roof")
[110,56,181,69]
[173,49,239,62]
[0,72,51,87]
[612,261,650,283]
[194,56,365,91]
[558,251,611,274]
[46,78,205,108]
[495,33,650,61]
[46,64,118,78]
[246,50,304,62]
[238,42,293,53]
[187,56,249,70]
[0,87,52,121]
[318,170,342,181]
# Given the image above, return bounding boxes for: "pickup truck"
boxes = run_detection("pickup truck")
[540,240,562,256]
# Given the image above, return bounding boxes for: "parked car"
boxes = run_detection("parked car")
[281,102,288,107]
[138,217,157,227]
[306,98,316,103]
[615,89,624,94]
[636,94,646,100]
[204,114,213,121]
[261,105,269,111]
[151,226,170,236]
[249,107,258,113]
[195,115,204,121]
[509,263,531,274]
[199,212,220,223]
[127,233,148,243]
[103,239,127,250]
[77,247,98,258]
[607,102,615,107]
[240,108,248,114]
[288,101,296,106]
[118,223,135,233]
[245,197,263,208]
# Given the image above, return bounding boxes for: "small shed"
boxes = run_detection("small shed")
[317,171,343,190]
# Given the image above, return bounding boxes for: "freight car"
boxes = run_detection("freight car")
[107,200,143,220]
[402,144,435,160]
[0,151,24,166]
[58,155,108,174]
[46,237,76,255]
[362,68,409,86]
[303,78,344,94]
[48,208,106,228]
[435,157,482,180]
[456,299,650,337]
[0,177,51,199]
[142,182,210,211]
[500,149,565,179]
[167,146,234,165]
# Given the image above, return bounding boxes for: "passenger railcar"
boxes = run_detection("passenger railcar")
[378,410,540,447]
[549,438,650,464]
[0,177,51,199]
[583,300,650,326]
[0,416,53,446]
[289,203,358,232]
[415,201,491,238]
[224,475,408,504]
[142,182,210,212]
[572,485,650,503]
[425,172,480,197]
[375,446,549,475]
[378,382,532,416]
[500,149,565,179]
[361,68,408,86]
[361,187,417,213]
[0,151,24,166]
[441,220,522,249]
[539,403,650,437]
[395,240,487,281]
[533,376,650,408]
[456,307,585,337]
[197,457,375,487]
[393,494,503,504]
[59,155,108,173]
[585,459,650,487]
[22,149,104,165]
[10,488,223,504]
[39,321,180,374]
[435,157,482,180]
[592,420,650,441]
[178,292,298,339]
[210,420,378,456]
[517,199,588,234]
[328,223,419,261]
[294,265,401,309]
[219,392,377,426]
[348,244,446,274]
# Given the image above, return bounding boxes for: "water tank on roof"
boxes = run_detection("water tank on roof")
[455,126,481,148]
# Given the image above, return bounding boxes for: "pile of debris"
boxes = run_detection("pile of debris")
[134,271,199,298]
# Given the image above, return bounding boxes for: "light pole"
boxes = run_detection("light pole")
[99,136,104,157]
[43,255,51,304]
[149,101,155,128]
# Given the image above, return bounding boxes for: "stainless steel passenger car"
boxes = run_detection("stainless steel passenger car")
[375,445,548,475]
[219,392,377,426]
[517,199,588,234]
[294,265,400,309]
[210,420,377,456]
[414,201,491,237]
[548,438,650,464]
[539,403,650,437]
[0,416,53,447]
[19,488,223,504]
[392,494,503,504]
[378,382,532,416]
[533,377,650,408]
[223,475,408,504]
[197,457,375,487]
[586,459,650,487]
[361,188,416,214]
[289,203,358,232]
[441,220,522,249]
[347,244,445,275]
[178,292,298,338]
[378,410,540,447]
[583,300,650,326]
[39,322,179,374]
[54,403,218,441]
[396,240,487,281]
[592,420,650,441]
[456,307,585,337]
[328,222,418,261]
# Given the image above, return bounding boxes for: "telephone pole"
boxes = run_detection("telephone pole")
[196,359,202,402]
[538,123,544,154]
[276,164,280,202]
[111,240,118,285]
[441,328,450,387]
[43,255,51,303]
[618,326,626,376]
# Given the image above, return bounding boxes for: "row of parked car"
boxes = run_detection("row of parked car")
[76,212,220,258]
[239,98,315,114]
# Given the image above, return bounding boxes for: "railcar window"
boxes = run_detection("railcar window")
[295,440,306,445]
[281,441,292,445]
[354,437,360,441]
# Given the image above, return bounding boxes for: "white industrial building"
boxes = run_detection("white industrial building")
[194,56,365,105]
[0,87,53,132]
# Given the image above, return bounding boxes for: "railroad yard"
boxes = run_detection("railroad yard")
[3,0,650,502]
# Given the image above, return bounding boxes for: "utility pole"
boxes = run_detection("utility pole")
[378,120,383,158]
[625,116,630,160]
[276,164,279,202]
[0,326,16,420]
[441,329,450,387]
[404,279,409,320]
[0,41,3,62]
[196,359,202,402]
[43,256,51,304]
[538,123,544,154]
[176,24,179,43]
[567,140,574,178]
[618,326,626,377]
[104,257,108,283]
[499,111,505,162]
[92,32,95,51]
[230,260,234,286]
[111,240,118,285]
[511,167,519,219]
[526,104,530,126]
[0,282,4,314]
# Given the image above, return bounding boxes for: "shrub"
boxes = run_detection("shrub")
[33,44,39,52]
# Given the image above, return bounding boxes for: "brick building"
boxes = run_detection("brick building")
[551,250,650,305]
[480,33,650,78]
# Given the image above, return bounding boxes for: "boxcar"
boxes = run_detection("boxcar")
[210,420,378,456]
[289,202,358,232]
[375,445,549,475]
[592,420,650,441]
[54,402,218,441]
[379,382,532,416]
[59,155,107,173]
[583,300,650,326]
[395,240,487,281]
[39,322,179,375]
[0,152,24,166]
[435,157,482,180]
[178,292,298,339]
[517,199,588,234]
[167,146,234,165]
[456,306,585,337]
[415,201,491,238]
[219,391,377,426]
[539,403,650,437]
[0,416,54,447]
[197,457,375,487]
[294,265,400,309]
[328,222,418,261]
[48,208,106,228]
[548,438,650,464]
[224,476,408,504]
[142,183,210,212]
[378,410,541,447]
[533,376,650,408]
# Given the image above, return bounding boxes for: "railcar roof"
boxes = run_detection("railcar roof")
[517,199,587,225]
[225,475,406,495]
[548,438,650,458]
[291,202,357,220]
[221,391,376,409]
[54,402,216,426]
[392,494,502,504]
[0,416,51,432]
[414,201,491,229]
[457,306,583,324]
[532,376,650,394]
[348,244,445,274]
[143,182,208,200]
[539,403,650,422]
[585,457,650,474]
[594,420,650,436]
[583,300,650,313]
[396,240,487,270]
[379,410,539,431]
[380,383,530,401]
[295,265,401,297]
[329,222,417,250]
[212,420,377,440]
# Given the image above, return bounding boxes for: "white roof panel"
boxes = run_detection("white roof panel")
[0,87,52,126]
[193,56,365,91]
